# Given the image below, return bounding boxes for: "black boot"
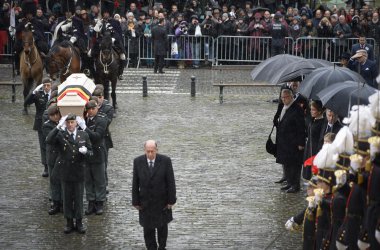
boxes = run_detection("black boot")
[95,201,104,215]
[118,60,125,80]
[85,200,96,215]
[48,201,60,215]
[76,219,86,234]
[64,218,74,234]
[42,165,49,177]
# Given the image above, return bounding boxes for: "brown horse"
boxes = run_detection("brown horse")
[47,41,81,83]
[20,30,43,114]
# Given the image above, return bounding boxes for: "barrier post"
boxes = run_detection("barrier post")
[191,76,196,97]
[142,76,147,97]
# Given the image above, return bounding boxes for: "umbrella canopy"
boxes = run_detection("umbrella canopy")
[251,55,332,84]
[299,66,365,99]
[251,54,301,83]
[273,59,333,84]
[316,81,377,118]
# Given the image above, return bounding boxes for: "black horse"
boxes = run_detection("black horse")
[95,34,120,109]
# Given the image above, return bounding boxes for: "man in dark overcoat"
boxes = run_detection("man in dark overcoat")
[151,17,168,74]
[132,140,176,250]
[276,88,306,193]
[46,113,92,234]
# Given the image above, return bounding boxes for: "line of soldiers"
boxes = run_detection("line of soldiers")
[14,0,126,79]
[25,78,115,234]
[285,97,380,250]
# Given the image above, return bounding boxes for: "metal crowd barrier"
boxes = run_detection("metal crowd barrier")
[136,34,214,68]
[294,37,376,63]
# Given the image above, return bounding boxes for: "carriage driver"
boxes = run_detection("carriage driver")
[88,1,126,80]
[51,1,91,76]
[14,0,49,73]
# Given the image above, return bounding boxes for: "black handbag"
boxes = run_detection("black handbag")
[266,125,277,157]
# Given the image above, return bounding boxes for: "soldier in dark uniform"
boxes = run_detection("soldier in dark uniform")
[24,78,52,177]
[92,89,114,189]
[14,1,49,71]
[42,104,62,215]
[51,1,90,75]
[286,177,318,249]
[151,16,168,74]
[46,113,92,234]
[90,1,126,80]
[77,100,108,215]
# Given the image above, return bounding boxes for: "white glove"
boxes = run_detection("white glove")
[111,37,115,44]
[57,115,68,129]
[70,36,77,44]
[32,84,44,94]
[376,74,380,84]
[357,239,370,250]
[285,217,295,231]
[79,146,87,155]
[94,19,102,32]
[87,49,92,57]
[375,228,380,244]
[120,53,126,60]
[24,22,32,29]
[76,116,86,130]
[61,21,72,32]
[308,198,316,209]
[336,241,348,250]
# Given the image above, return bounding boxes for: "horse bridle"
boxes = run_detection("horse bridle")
[23,38,38,70]
[100,49,114,74]
[50,47,74,78]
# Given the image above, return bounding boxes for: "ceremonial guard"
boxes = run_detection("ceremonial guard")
[24,78,52,177]
[78,100,108,215]
[14,0,49,71]
[42,104,62,215]
[51,1,90,75]
[89,0,126,80]
[46,114,92,234]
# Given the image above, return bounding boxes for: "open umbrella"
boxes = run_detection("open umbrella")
[316,81,377,118]
[299,66,365,99]
[251,55,332,84]
[273,59,333,84]
[251,54,301,83]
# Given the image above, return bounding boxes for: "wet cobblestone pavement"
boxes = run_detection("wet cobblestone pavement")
[0,68,305,249]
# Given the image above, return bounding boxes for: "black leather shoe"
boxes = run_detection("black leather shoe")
[42,165,49,177]
[95,201,104,215]
[48,201,60,215]
[274,177,286,184]
[64,219,74,234]
[280,185,291,191]
[286,187,300,193]
[76,219,86,234]
[85,201,96,215]
[159,70,165,74]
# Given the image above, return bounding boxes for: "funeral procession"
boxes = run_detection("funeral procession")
[1,0,380,249]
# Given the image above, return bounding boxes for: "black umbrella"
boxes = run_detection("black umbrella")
[273,59,333,84]
[299,66,366,99]
[251,54,301,83]
[316,81,377,118]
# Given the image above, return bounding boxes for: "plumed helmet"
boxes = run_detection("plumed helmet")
[101,0,114,16]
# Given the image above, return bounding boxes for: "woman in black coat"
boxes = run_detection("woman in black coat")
[302,100,325,181]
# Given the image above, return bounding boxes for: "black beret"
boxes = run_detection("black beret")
[66,113,76,121]
[47,104,60,116]
[86,100,97,109]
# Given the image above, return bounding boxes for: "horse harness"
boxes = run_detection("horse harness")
[22,38,39,72]
[99,49,114,74]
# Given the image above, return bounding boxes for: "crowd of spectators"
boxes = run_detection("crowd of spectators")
[0,1,379,67]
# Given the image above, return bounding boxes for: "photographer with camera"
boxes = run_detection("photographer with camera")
[188,15,202,68]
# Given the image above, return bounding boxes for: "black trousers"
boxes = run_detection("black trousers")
[154,55,165,72]
[284,163,301,189]
[143,224,168,250]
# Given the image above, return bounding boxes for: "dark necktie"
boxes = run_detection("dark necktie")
[72,133,75,140]
[326,125,332,133]
[149,161,154,174]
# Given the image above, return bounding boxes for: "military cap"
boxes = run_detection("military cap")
[66,113,76,121]
[92,88,103,97]
[47,104,60,116]
[42,77,52,84]
[86,100,97,109]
